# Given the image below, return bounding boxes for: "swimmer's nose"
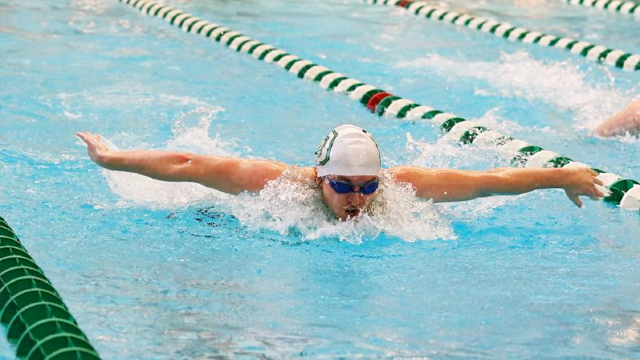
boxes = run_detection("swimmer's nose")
[347,192,365,206]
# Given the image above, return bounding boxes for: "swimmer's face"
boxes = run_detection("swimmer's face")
[319,175,379,221]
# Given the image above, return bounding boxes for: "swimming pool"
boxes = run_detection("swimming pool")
[1,0,639,358]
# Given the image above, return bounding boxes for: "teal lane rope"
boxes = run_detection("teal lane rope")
[0,216,101,360]
[118,0,640,213]
[365,0,640,71]
[566,0,640,14]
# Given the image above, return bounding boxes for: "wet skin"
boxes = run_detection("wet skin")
[319,175,379,221]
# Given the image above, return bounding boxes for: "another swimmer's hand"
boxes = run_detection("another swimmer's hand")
[561,168,604,207]
[77,132,111,166]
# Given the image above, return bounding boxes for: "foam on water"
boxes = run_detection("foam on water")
[227,169,455,244]
[404,118,512,170]
[99,106,235,209]
[608,315,640,346]
[395,50,636,132]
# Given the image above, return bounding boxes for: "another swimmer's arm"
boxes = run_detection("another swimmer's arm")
[388,166,604,207]
[595,98,640,137]
[77,132,288,194]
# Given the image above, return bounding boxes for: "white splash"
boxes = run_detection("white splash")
[166,106,233,155]
[405,130,504,170]
[227,169,455,244]
[395,51,633,132]
[403,132,518,218]
[608,315,640,346]
[100,106,235,209]
[105,171,225,209]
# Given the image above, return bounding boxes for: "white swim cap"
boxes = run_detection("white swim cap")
[315,124,381,177]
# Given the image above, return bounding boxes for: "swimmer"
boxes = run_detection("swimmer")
[595,98,640,137]
[77,124,604,221]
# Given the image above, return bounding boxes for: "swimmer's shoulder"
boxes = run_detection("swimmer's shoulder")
[279,165,317,183]
[297,166,318,182]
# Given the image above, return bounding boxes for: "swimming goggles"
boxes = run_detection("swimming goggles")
[325,178,379,195]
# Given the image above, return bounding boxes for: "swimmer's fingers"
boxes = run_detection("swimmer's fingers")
[77,131,104,143]
[580,187,603,203]
[77,132,105,148]
[575,169,605,203]
[594,177,603,186]
[76,132,110,162]
[591,175,605,200]
[76,131,92,140]
[591,185,605,200]
[76,131,88,143]
[568,193,583,208]
[76,132,98,147]
[587,191,602,201]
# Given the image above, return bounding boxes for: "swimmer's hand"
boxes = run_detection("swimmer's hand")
[561,168,604,207]
[77,132,112,166]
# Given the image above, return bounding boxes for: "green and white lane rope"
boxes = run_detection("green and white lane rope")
[119,0,640,213]
[366,0,640,71]
[0,216,101,360]
[566,0,640,14]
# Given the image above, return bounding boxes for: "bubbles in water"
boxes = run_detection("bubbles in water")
[226,168,330,239]
[226,169,455,244]
[368,172,455,242]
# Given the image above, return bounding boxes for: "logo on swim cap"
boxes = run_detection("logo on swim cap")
[315,124,381,177]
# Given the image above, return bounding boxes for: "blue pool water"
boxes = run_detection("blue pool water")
[1,0,640,358]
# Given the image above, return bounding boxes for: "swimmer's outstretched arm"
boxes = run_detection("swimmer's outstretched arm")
[388,166,604,207]
[77,132,289,194]
[595,98,640,137]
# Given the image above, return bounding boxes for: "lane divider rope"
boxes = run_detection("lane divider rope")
[566,0,640,15]
[0,216,101,360]
[365,0,640,71]
[118,0,640,213]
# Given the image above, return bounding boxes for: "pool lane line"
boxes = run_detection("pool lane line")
[118,0,640,213]
[0,216,102,360]
[566,0,640,15]
[365,0,640,71]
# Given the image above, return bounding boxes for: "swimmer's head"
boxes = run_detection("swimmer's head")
[315,124,381,177]
[315,124,381,221]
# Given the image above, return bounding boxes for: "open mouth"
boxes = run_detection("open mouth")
[343,207,360,218]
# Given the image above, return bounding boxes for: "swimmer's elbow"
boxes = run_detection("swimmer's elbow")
[157,153,200,181]
[171,153,196,170]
